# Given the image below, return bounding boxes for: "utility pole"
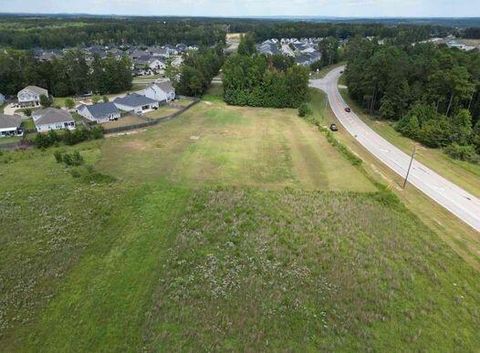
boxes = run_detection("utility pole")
[403,144,417,189]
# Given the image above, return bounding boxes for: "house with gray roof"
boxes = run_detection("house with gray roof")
[32,108,76,132]
[0,114,23,137]
[17,86,49,107]
[77,102,121,123]
[137,81,175,103]
[113,94,159,114]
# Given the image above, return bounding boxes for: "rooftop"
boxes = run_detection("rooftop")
[33,108,74,126]
[114,93,158,107]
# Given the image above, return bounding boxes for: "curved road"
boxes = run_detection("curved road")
[310,66,480,232]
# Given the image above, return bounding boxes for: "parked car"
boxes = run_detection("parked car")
[330,123,338,132]
[345,107,351,113]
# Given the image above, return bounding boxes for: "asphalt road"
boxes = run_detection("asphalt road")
[310,66,480,232]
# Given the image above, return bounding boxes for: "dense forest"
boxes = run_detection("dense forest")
[223,34,309,108]
[345,38,480,162]
[0,16,226,49]
[0,50,132,97]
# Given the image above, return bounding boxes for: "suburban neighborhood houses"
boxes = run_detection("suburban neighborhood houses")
[137,81,176,103]
[32,43,194,77]
[0,78,177,139]
[17,86,49,107]
[77,102,121,123]
[257,38,323,66]
[32,108,76,132]
[113,94,160,114]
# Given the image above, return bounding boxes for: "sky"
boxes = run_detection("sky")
[0,0,478,18]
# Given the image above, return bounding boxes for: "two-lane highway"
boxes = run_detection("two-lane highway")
[310,66,480,232]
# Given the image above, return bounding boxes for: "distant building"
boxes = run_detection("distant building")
[113,94,159,114]
[17,86,49,107]
[77,102,121,123]
[0,114,23,137]
[32,108,76,132]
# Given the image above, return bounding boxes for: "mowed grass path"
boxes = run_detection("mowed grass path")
[97,91,374,192]
[1,86,480,352]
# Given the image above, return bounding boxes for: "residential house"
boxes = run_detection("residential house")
[171,55,184,68]
[134,56,166,75]
[77,102,121,123]
[113,94,159,114]
[32,108,76,132]
[0,114,23,137]
[17,86,49,107]
[137,81,175,103]
[295,52,321,67]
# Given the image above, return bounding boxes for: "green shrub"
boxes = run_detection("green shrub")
[69,165,116,183]
[64,151,84,166]
[23,108,32,117]
[65,98,75,109]
[40,94,53,107]
[319,126,363,166]
[444,143,479,163]
[53,150,64,163]
[298,103,313,117]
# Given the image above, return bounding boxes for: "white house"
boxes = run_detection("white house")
[137,81,175,103]
[113,94,159,114]
[17,86,49,107]
[32,108,76,132]
[77,102,121,123]
[171,55,184,68]
[0,114,23,137]
[133,56,166,75]
[0,93,5,105]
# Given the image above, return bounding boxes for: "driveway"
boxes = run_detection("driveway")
[310,66,480,232]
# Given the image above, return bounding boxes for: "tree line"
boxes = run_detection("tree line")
[222,34,309,108]
[0,49,132,97]
[167,46,224,97]
[345,38,480,162]
[0,16,226,49]
[228,21,451,45]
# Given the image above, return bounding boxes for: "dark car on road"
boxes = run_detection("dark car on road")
[330,123,338,132]
[345,107,351,112]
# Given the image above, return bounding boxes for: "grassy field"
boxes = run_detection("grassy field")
[98,88,373,191]
[1,85,480,352]
[144,105,180,120]
[339,87,480,198]
[101,114,147,129]
[0,136,22,145]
